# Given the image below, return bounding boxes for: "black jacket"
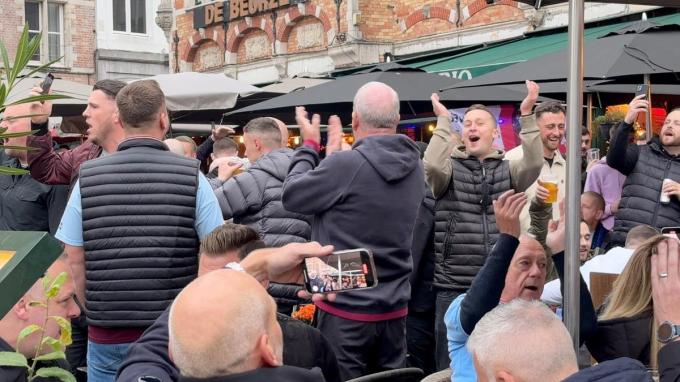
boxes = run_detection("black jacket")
[562,357,652,382]
[0,338,70,382]
[116,309,341,382]
[215,148,311,247]
[177,365,326,382]
[283,136,425,316]
[433,158,512,291]
[659,340,680,382]
[587,310,653,367]
[0,151,68,234]
[607,122,680,247]
[409,187,436,313]
[79,138,200,328]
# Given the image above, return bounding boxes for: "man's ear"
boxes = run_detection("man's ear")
[257,334,280,367]
[496,370,516,382]
[160,112,170,135]
[14,298,30,321]
[351,111,359,134]
[595,209,604,221]
[210,153,216,161]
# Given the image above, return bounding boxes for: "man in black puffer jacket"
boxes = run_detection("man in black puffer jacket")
[607,97,680,247]
[214,118,311,248]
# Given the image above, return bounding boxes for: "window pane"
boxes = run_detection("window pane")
[25,2,41,31]
[113,0,126,31]
[130,0,146,34]
[47,3,60,33]
[48,33,60,61]
[29,31,41,61]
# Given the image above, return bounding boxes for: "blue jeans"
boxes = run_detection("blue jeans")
[434,289,461,371]
[86,341,132,382]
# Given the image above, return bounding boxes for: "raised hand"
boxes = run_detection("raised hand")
[493,190,527,239]
[295,106,321,145]
[624,94,649,125]
[651,237,680,328]
[326,115,344,156]
[520,80,540,116]
[431,93,450,119]
[29,84,52,125]
[546,199,566,254]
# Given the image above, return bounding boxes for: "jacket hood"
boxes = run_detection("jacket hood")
[353,135,421,182]
[178,365,326,382]
[562,357,652,382]
[251,148,294,182]
[451,144,505,160]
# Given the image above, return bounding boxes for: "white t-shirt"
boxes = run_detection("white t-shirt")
[541,247,634,306]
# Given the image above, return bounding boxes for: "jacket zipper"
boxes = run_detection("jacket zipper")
[481,163,490,255]
[652,159,672,228]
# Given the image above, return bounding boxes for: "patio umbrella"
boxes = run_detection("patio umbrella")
[225,64,553,124]
[516,0,680,7]
[449,20,680,89]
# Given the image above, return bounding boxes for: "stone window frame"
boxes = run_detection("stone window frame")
[112,0,149,35]
[25,0,65,65]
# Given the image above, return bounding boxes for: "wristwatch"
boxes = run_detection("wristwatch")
[657,321,680,343]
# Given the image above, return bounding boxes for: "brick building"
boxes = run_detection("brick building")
[0,0,97,85]
[170,0,655,84]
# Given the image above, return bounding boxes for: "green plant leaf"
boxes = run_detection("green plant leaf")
[46,272,67,298]
[28,300,47,308]
[34,366,76,382]
[0,40,11,83]
[22,56,65,81]
[0,351,28,368]
[41,336,63,352]
[8,94,70,106]
[34,351,66,362]
[49,316,72,346]
[0,146,39,152]
[0,129,41,138]
[0,166,29,175]
[42,274,52,291]
[17,324,41,343]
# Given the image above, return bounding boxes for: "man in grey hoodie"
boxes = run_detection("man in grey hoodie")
[282,82,426,380]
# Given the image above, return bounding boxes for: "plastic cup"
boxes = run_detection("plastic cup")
[542,173,559,204]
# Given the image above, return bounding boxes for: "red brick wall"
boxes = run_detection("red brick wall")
[287,16,327,54]
[236,29,272,64]
[0,1,95,85]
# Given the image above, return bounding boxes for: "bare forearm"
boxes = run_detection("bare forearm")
[510,114,542,192]
[64,245,86,306]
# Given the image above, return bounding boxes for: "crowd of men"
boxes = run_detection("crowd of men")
[1,76,680,382]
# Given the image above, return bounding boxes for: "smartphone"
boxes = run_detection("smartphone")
[661,227,680,240]
[635,84,649,99]
[303,248,377,294]
[41,73,54,95]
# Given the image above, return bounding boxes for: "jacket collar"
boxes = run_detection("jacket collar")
[117,137,168,152]
[178,366,325,382]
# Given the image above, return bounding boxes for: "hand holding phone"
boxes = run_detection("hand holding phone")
[41,73,54,95]
[303,249,377,294]
[635,84,649,99]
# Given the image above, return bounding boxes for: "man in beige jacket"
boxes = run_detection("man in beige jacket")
[423,80,544,370]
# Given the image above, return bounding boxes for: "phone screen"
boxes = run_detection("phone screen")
[303,249,376,293]
[661,227,680,240]
[42,73,54,94]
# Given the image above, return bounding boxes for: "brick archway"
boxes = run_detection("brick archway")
[180,26,226,63]
[461,0,520,23]
[226,15,275,53]
[403,6,458,31]
[277,3,332,45]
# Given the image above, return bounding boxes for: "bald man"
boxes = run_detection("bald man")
[0,255,81,381]
[282,82,426,379]
[164,138,187,156]
[270,117,289,147]
[168,269,325,381]
[0,103,68,233]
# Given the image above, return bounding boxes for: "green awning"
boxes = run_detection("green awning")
[414,12,680,80]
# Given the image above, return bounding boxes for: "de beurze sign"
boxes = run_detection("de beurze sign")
[193,0,307,29]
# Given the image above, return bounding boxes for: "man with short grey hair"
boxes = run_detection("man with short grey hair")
[213,117,311,247]
[282,81,426,379]
[468,299,578,382]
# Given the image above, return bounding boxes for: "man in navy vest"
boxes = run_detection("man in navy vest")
[55,80,223,382]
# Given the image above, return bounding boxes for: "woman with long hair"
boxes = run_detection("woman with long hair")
[587,235,665,369]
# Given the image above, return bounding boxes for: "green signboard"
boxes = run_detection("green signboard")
[0,232,63,318]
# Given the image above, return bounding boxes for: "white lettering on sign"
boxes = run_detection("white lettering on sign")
[437,70,473,80]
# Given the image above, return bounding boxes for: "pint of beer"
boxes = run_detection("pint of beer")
[541,174,559,204]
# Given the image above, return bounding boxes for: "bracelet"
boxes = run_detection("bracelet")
[303,139,321,153]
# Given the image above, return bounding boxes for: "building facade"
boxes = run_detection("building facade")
[170,0,656,84]
[1,0,97,84]
[95,0,170,80]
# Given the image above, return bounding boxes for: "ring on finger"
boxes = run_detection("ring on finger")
[659,272,669,278]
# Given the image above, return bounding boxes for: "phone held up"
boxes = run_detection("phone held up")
[40,73,54,104]
[635,84,649,99]
[661,227,680,240]
[303,248,377,294]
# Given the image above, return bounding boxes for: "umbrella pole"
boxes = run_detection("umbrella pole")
[645,74,652,138]
[587,93,593,139]
[565,0,584,351]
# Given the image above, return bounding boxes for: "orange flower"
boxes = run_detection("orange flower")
[292,304,316,323]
